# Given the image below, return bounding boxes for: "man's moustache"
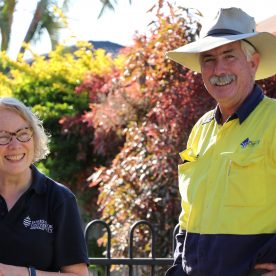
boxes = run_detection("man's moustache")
[210,75,236,85]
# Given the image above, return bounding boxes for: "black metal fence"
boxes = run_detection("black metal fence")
[84,219,179,276]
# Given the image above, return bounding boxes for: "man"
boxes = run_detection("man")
[165,7,276,276]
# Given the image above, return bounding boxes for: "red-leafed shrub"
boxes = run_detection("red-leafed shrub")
[258,75,276,98]
[75,2,215,265]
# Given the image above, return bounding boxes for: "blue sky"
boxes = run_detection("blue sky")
[9,0,276,59]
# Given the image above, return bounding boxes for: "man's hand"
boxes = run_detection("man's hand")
[255,263,276,276]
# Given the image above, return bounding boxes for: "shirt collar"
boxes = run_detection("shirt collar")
[2,165,47,225]
[29,164,48,195]
[214,84,264,125]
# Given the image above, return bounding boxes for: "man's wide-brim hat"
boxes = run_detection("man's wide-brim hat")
[166,7,276,80]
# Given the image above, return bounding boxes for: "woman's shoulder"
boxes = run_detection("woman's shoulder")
[31,165,76,202]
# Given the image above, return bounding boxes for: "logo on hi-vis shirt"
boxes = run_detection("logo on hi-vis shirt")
[23,216,53,233]
[240,138,260,148]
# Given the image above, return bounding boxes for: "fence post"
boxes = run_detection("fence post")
[129,220,156,276]
[85,219,112,276]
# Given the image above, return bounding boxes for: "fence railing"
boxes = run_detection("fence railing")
[84,219,179,276]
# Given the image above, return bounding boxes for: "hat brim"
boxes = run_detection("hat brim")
[166,32,276,80]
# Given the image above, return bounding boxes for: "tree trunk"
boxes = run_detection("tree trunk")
[0,0,17,51]
[18,0,48,55]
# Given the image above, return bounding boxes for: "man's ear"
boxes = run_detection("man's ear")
[250,52,260,77]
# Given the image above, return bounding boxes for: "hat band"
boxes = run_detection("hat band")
[206,28,243,37]
[205,28,257,50]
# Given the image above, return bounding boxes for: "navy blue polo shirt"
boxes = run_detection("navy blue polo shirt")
[0,165,88,271]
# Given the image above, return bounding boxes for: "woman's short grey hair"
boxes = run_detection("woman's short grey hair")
[0,97,50,162]
[241,40,257,61]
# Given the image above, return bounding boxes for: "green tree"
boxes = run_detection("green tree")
[0,41,125,197]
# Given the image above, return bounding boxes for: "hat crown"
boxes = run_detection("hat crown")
[166,7,276,80]
[200,7,256,38]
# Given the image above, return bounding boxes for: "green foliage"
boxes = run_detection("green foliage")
[0,41,125,199]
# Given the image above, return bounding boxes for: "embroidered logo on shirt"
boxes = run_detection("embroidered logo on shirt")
[240,138,260,148]
[23,216,53,233]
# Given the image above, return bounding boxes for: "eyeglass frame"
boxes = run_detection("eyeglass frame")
[0,127,34,145]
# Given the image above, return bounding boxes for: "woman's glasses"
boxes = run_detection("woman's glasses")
[0,127,33,145]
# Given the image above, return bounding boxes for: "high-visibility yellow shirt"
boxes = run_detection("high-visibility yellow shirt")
[178,85,276,275]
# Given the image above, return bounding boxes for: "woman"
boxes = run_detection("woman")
[0,97,89,276]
